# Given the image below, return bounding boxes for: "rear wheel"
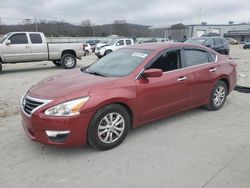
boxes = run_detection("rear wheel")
[104,50,112,56]
[205,81,228,111]
[52,60,61,67]
[0,63,2,72]
[61,54,77,69]
[88,104,130,150]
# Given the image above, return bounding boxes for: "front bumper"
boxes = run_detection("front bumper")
[21,110,94,147]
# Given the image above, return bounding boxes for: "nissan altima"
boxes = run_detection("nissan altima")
[21,43,237,150]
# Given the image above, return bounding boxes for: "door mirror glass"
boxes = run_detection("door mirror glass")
[5,40,11,45]
[143,69,163,78]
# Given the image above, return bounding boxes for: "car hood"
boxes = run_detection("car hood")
[28,69,116,99]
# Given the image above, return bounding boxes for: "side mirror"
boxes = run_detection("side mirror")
[116,43,120,46]
[5,40,11,45]
[143,69,163,78]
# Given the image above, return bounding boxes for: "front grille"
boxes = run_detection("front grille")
[21,95,51,116]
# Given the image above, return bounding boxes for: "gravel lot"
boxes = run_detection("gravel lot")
[0,45,250,188]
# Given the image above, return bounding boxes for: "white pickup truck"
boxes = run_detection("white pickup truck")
[95,38,134,58]
[0,32,85,72]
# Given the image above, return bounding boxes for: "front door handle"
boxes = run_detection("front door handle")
[209,68,217,72]
[177,76,187,81]
[25,46,30,49]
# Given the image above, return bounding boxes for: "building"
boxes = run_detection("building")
[188,23,250,42]
[151,22,250,43]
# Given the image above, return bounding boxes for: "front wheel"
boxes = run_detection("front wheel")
[104,50,112,56]
[61,54,77,69]
[205,81,228,111]
[88,104,130,150]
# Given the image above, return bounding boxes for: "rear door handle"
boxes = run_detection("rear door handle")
[177,76,187,81]
[209,68,217,72]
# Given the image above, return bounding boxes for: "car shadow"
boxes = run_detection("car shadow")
[34,107,210,156]
[0,66,60,75]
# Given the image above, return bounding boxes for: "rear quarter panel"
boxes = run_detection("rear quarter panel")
[48,43,84,60]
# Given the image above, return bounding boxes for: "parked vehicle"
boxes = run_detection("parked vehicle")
[226,37,239,45]
[185,37,229,55]
[85,40,100,52]
[95,38,134,58]
[21,43,237,150]
[243,42,250,49]
[83,43,92,55]
[0,32,85,72]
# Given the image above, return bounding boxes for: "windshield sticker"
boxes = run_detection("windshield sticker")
[132,52,148,58]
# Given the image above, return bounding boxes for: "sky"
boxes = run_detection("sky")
[0,0,250,26]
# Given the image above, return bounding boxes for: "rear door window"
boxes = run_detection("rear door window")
[125,40,132,45]
[9,33,28,44]
[29,34,43,44]
[214,38,222,46]
[184,49,209,67]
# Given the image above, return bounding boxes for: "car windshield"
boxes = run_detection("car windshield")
[85,48,152,77]
[0,33,11,43]
[185,38,207,45]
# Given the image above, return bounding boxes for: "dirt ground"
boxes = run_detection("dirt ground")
[0,45,249,188]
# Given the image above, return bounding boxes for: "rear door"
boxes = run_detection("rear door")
[182,48,219,107]
[136,48,188,122]
[29,33,48,61]
[2,33,32,62]
[212,38,223,54]
[125,39,132,46]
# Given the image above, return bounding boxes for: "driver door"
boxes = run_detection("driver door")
[2,33,32,62]
[136,49,188,122]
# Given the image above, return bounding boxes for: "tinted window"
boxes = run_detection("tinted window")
[126,40,132,45]
[116,40,124,46]
[204,38,213,47]
[208,53,216,62]
[148,50,180,72]
[214,38,222,46]
[9,34,28,44]
[184,50,209,67]
[29,34,42,44]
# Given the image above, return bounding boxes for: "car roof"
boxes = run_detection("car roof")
[125,42,211,52]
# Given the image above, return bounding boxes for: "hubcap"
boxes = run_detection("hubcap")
[98,113,125,144]
[213,86,226,106]
[64,57,74,67]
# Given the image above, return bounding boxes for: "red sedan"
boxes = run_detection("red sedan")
[21,43,237,150]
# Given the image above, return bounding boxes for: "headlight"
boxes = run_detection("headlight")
[45,96,90,116]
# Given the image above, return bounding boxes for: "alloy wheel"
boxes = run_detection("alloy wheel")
[97,113,125,144]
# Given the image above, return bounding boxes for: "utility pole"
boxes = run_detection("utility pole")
[93,24,95,37]
[198,7,202,24]
[34,17,38,32]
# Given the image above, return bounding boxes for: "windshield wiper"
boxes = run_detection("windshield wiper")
[85,70,106,77]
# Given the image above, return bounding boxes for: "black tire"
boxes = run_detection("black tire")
[205,81,228,111]
[52,60,61,67]
[104,50,112,56]
[0,63,2,72]
[85,50,89,56]
[88,104,130,150]
[61,53,77,69]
